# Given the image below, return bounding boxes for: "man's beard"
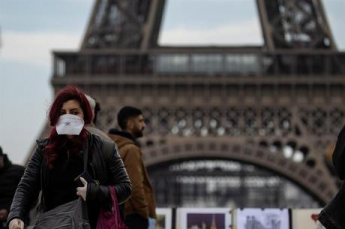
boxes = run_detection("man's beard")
[133,128,144,138]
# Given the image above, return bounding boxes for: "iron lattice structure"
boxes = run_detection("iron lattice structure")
[47,0,345,208]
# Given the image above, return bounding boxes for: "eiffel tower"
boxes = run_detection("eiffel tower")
[49,0,344,208]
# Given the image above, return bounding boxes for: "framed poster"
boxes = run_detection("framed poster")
[177,208,231,229]
[236,208,289,229]
[291,209,325,229]
[150,208,173,229]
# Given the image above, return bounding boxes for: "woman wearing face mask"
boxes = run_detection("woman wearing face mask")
[7,85,132,229]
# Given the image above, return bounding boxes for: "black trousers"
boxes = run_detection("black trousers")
[124,213,149,229]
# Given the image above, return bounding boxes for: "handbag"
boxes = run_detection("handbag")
[33,140,91,229]
[33,198,90,229]
[96,186,127,229]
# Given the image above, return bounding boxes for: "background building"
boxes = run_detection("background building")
[46,0,344,208]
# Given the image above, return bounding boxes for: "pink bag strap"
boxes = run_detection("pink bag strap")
[109,186,118,206]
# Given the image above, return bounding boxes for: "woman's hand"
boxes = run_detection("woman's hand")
[9,218,24,229]
[76,177,88,201]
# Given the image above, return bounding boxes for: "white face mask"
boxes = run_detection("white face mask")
[56,114,85,135]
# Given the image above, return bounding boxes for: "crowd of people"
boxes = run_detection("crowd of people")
[0,85,156,229]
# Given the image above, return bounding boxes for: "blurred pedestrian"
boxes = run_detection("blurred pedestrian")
[85,94,112,141]
[0,147,25,229]
[108,106,156,229]
[7,85,131,229]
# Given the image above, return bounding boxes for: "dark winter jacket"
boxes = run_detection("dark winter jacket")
[319,125,345,229]
[0,155,25,226]
[108,129,156,219]
[7,133,131,228]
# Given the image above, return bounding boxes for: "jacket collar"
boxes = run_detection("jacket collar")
[108,128,140,147]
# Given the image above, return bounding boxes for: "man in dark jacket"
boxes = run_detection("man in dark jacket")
[108,106,156,229]
[0,146,25,229]
[319,125,345,228]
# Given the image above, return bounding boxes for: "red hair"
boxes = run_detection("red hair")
[44,85,93,168]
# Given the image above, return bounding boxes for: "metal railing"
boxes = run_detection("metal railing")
[52,50,345,78]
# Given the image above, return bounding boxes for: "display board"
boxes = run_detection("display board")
[291,209,325,229]
[176,208,232,229]
[236,208,289,229]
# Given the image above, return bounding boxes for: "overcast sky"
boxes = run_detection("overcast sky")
[1,0,345,165]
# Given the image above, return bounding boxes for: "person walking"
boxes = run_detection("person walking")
[85,94,112,141]
[108,106,156,229]
[0,147,25,229]
[7,85,131,229]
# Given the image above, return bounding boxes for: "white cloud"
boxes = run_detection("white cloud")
[1,31,82,66]
[159,19,263,46]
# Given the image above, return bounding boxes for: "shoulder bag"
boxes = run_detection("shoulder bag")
[96,186,127,229]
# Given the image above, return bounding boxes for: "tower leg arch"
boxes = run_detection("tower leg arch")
[142,137,338,206]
